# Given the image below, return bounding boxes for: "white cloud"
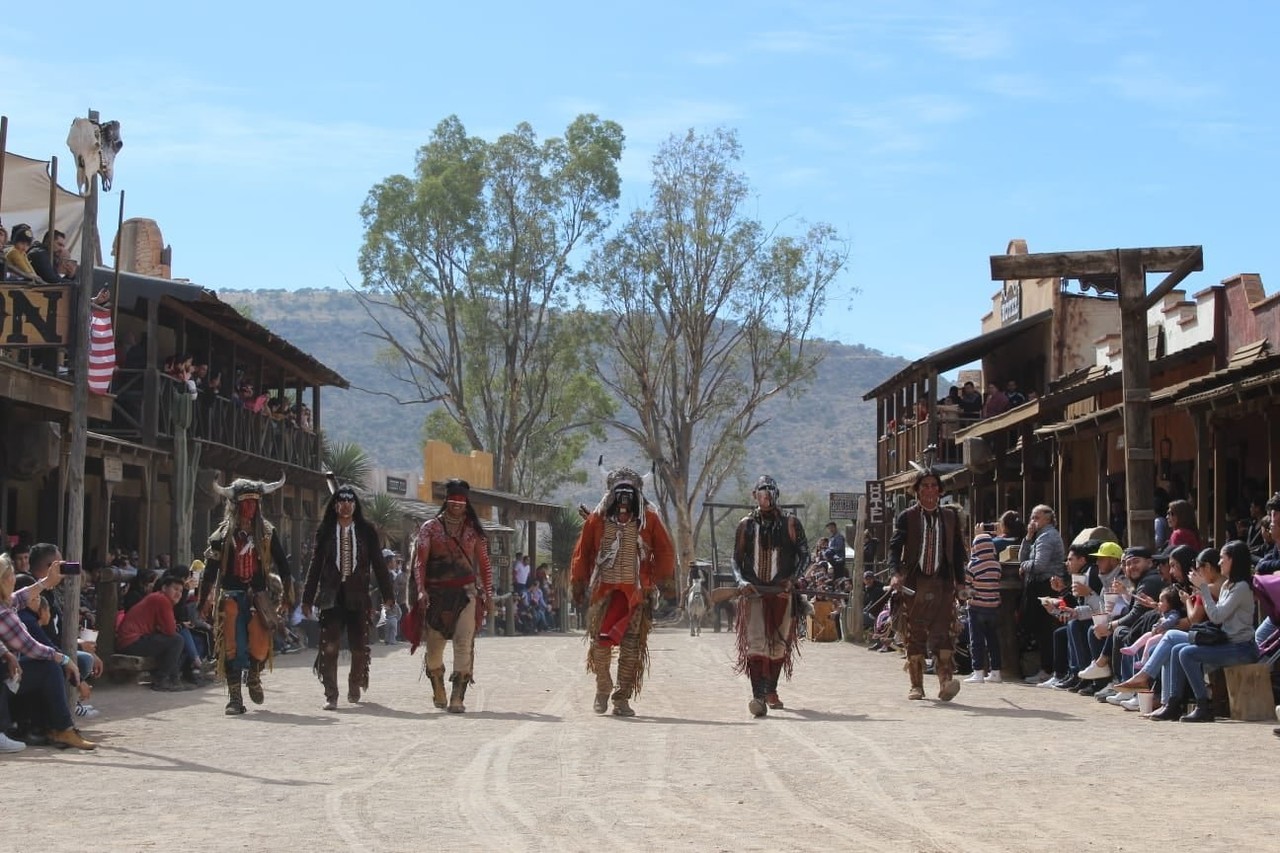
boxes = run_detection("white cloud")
[1094,53,1218,108]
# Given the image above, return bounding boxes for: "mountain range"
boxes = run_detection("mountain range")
[220,288,910,510]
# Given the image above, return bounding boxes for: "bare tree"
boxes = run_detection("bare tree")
[586,128,849,572]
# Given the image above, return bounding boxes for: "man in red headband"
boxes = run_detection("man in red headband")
[411,479,493,713]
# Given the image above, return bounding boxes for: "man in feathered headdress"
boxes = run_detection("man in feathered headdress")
[732,475,808,717]
[410,479,493,713]
[570,467,675,716]
[198,475,292,715]
[302,485,396,711]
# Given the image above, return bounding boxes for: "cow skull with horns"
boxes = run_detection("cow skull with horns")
[212,475,286,502]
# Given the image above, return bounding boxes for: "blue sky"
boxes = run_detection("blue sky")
[4,1,1277,361]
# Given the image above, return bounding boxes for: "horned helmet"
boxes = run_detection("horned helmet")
[601,466,648,525]
[212,475,285,521]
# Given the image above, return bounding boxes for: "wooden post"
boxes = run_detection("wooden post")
[845,498,866,643]
[1117,249,1155,549]
[63,111,99,666]
[1095,434,1108,533]
[1193,411,1212,543]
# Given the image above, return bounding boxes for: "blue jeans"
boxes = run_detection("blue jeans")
[967,606,1001,671]
[1172,640,1259,703]
[76,650,94,682]
[383,612,400,644]
[1136,629,1190,702]
[1066,620,1092,673]
[14,657,73,732]
[1256,617,1277,650]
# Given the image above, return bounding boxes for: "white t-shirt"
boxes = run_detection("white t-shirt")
[513,559,531,585]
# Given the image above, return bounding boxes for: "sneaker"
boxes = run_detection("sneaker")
[1107,691,1136,706]
[963,672,987,684]
[1023,670,1052,684]
[1078,661,1112,680]
[1036,676,1063,689]
[74,703,100,719]
[1119,696,1142,711]
[984,671,1003,684]
[1055,675,1081,691]
[0,733,26,753]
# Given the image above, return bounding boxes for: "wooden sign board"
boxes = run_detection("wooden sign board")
[828,491,859,520]
[865,480,886,526]
[0,285,71,346]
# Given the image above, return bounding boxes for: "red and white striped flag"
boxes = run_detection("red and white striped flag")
[88,306,116,395]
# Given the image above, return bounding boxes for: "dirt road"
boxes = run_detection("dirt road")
[4,628,1276,852]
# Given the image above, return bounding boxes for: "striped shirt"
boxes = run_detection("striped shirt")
[966,533,1002,608]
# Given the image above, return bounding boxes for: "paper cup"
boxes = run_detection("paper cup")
[1071,574,1087,588]
[1137,691,1156,714]
[1103,593,1121,610]
[79,628,98,643]
[1091,614,1109,629]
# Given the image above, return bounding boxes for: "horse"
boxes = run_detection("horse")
[687,582,708,636]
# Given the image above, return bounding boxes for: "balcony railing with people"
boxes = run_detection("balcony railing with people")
[106,369,320,470]
[876,410,964,477]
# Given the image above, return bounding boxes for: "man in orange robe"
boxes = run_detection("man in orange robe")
[571,467,675,717]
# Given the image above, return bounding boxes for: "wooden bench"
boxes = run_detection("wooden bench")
[1223,662,1275,721]
[107,654,157,683]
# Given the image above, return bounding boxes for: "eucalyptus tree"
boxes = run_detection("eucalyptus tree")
[586,128,849,571]
[357,115,621,498]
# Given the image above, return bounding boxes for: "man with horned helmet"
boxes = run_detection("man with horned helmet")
[570,466,675,717]
[302,485,397,711]
[410,479,493,713]
[732,474,809,717]
[198,475,292,715]
[887,466,968,702]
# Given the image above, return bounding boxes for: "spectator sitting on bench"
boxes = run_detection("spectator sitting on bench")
[117,576,195,692]
[0,555,96,749]
[13,575,103,720]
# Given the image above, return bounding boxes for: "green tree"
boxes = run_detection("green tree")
[356,115,622,501]
[586,128,849,576]
[323,440,373,490]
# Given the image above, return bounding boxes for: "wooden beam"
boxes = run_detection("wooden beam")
[160,297,331,388]
[992,249,1119,281]
[1118,249,1155,549]
[990,245,1203,282]
[1143,246,1205,311]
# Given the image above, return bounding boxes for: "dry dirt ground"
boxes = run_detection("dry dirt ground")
[3,626,1277,853]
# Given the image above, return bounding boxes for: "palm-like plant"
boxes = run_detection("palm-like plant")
[323,440,373,490]
[539,504,586,572]
[363,491,404,548]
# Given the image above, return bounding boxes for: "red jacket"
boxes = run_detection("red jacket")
[117,591,177,649]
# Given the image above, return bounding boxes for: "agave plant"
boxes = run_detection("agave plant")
[539,504,586,572]
[363,491,404,546]
[323,440,372,490]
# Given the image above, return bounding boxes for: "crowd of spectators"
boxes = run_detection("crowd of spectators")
[861,492,1280,733]
[885,378,1040,436]
[2,223,78,284]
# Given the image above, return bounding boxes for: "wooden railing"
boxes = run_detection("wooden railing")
[105,369,320,469]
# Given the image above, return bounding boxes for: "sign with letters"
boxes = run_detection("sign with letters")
[828,491,858,520]
[385,476,407,495]
[0,285,70,346]
[865,480,886,526]
[1000,281,1022,326]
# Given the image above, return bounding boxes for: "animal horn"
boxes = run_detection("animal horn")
[212,480,234,499]
[262,474,286,494]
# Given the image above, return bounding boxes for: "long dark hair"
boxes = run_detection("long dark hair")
[1167,499,1199,536]
[315,489,370,536]
[1219,539,1253,586]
